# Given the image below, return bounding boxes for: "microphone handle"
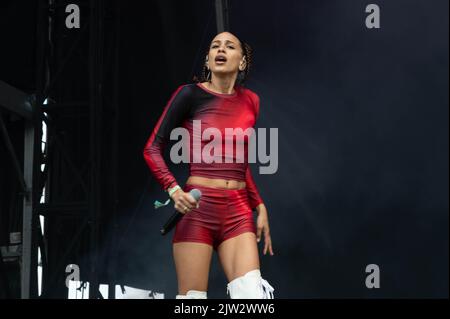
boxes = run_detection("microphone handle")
[160,211,184,236]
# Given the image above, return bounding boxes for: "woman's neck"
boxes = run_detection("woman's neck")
[207,75,236,94]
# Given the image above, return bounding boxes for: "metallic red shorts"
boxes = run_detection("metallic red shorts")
[172,183,257,250]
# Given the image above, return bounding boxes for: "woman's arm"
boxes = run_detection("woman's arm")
[245,166,264,210]
[247,91,274,255]
[143,84,198,213]
[247,165,273,255]
[143,84,191,190]
[245,90,264,210]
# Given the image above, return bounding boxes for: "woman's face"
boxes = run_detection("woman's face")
[206,32,245,77]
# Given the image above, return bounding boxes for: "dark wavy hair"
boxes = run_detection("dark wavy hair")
[192,38,253,86]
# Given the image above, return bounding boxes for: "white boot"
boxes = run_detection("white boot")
[176,290,207,299]
[227,269,275,299]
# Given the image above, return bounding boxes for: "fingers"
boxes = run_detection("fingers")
[179,197,194,210]
[256,225,263,243]
[179,193,200,209]
[174,201,190,214]
[263,237,274,256]
[185,194,198,207]
[262,228,274,256]
[174,192,199,214]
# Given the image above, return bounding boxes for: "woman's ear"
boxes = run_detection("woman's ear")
[239,56,247,71]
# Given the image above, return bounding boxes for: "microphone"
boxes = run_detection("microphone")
[160,188,202,236]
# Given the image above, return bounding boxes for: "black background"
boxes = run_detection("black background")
[0,0,448,298]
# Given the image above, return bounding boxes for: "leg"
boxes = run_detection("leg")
[217,232,260,282]
[173,242,213,298]
[218,232,274,299]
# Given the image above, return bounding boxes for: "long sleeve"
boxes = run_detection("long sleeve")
[143,85,191,190]
[246,166,264,209]
[246,91,263,209]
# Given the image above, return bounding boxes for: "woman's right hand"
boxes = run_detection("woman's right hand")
[171,189,199,214]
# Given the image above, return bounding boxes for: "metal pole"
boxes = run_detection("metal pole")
[215,0,229,33]
[21,120,34,299]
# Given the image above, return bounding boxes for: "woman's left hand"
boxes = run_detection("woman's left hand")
[255,204,274,256]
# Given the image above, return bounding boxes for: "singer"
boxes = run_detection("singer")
[143,32,274,299]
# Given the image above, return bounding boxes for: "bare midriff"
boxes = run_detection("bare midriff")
[186,176,246,190]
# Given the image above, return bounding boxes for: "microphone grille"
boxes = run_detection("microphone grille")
[189,189,202,201]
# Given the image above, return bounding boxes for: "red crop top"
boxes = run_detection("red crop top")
[143,82,263,209]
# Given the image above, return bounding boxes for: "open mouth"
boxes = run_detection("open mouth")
[215,55,227,64]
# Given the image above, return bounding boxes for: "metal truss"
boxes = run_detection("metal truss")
[0,0,120,298]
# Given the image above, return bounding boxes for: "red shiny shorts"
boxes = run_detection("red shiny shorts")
[172,183,257,250]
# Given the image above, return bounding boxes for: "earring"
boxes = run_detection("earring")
[205,63,211,81]
[239,60,246,71]
[205,59,211,81]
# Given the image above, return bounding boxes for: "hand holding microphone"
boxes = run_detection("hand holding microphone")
[160,187,201,235]
[171,188,200,214]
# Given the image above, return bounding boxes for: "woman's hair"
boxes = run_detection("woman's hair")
[192,38,253,86]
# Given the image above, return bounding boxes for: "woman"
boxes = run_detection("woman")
[143,32,274,299]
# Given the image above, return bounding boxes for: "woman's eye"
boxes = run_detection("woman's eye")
[211,45,234,49]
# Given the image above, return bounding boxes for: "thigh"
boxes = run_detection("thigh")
[173,242,213,294]
[217,232,260,282]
